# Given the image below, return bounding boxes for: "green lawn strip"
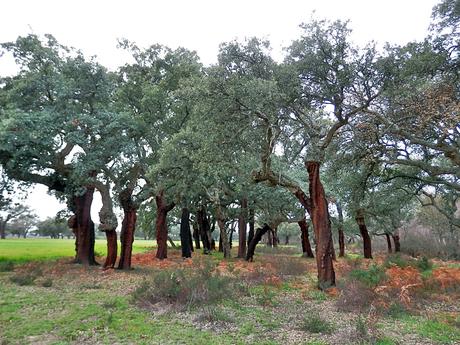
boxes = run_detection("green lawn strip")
[0,239,154,263]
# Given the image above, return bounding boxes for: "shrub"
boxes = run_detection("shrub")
[133,260,247,309]
[0,260,15,272]
[300,313,334,334]
[415,256,433,272]
[349,264,386,288]
[336,279,377,312]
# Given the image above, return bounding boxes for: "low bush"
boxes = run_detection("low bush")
[349,264,386,288]
[300,312,334,334]
[336,279,377,312]
[133,259,247,309]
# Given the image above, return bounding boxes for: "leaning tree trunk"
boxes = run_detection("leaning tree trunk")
[72,187,98,266]
[246,224,271,261]
[298,218,314,258]
[306,161,335,289]
[336,201,345,257]
[180,207,192,258]
[248,208,255,247]
[237,198,248,258]
[118,188,137,269]
[385,233,392,253]
[355,209,373,259]
[392,233,401,252]
[155,190,175,260]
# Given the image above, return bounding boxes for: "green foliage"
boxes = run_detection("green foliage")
[0,260,14,272]
[349,264,386,288]
[300,312,334,334]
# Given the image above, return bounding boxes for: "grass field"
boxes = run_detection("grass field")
[1,245,459,345]
[0,238,154,263]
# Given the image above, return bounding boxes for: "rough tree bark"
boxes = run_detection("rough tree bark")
[298,218,314,258]
[355,208,373,259]
[197,207,212,254]
[248,208,255,247]
[72,187,98,266]
[237,198,248,258]
[96,182,118,269]
[335,201,345,257]
[246,224,271,261]
[392,233,401,252]
[0,219,8,239]
[216,204,231,258]
[155,190,175,260]
[118,188,137,269]
[306,161,335,289]
[385,233,393,253]
[192,222,201,249]
[180,207,192,258]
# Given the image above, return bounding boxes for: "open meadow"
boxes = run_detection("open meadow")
[1,244,460,345]
[0,239,154,263]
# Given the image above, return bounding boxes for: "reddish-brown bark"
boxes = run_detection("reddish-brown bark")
[298,218,314,258]
[356,209,373,259]
[72,187,98,266]
[103,230,118,269]
[118,208,137,269]
[246,224,271,261]
[155,190,175,260]
[385,233,393,253]
[306,161,335,289]
[237,198,248,258]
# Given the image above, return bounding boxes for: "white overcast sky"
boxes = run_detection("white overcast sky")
[1,0,440,220]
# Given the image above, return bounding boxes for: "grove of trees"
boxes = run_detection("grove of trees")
[0,0,459,289]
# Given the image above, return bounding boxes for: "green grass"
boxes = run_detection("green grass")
[0,238,154,263]
[402,315,460,344]
[0,282,240,345]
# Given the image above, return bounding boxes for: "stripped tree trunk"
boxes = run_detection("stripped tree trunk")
[118,188,137,269]
[298,218,314,258]
[306,161,335,289]
[237,198,248,258]
[96,182,118,269]
[72,187,98,266]
[356,208,373,259]
[155,190,175,260]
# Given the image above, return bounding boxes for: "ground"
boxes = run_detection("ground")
[1,243,460,345]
